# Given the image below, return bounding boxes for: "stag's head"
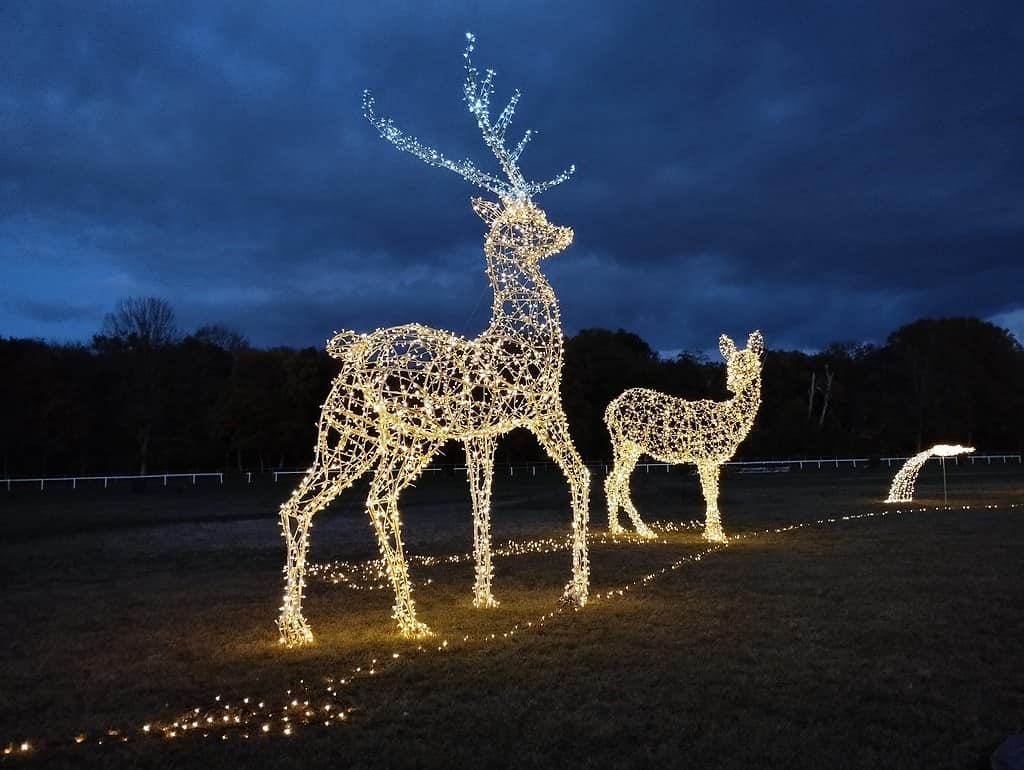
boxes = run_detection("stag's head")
[719,330,765,394]
[363,33,574,218]
[471,197,573,260]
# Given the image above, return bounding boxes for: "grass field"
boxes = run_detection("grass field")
[1,460,1022,768]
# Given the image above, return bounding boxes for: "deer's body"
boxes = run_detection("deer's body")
[604,331,764,542]
[327,225,564,438]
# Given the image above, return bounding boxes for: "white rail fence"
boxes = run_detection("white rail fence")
[7,454,1019,491]
[4,472,223,492]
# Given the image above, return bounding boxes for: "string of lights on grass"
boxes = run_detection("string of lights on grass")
[605,331,764,543]
[7,502,1018,758]
[304,524,706,590]
[279,32,590,644]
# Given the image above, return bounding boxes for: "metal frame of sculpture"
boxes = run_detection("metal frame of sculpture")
[884,444,975,503]
[278,34,589,644]
[604,331,764,542]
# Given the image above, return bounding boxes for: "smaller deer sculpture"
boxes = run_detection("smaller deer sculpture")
[604,331,764,542]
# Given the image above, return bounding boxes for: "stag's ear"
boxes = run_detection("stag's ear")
[471,197,503,225]
[719,334,736,361]
[747,330,764,356]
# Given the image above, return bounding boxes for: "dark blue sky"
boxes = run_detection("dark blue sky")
[2,1,1022,356]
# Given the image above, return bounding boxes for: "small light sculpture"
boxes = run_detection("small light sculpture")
[278,34,589,644]
[604,331,764,542]
[884,444,975,503]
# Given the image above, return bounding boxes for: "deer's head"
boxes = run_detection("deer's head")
[719,330,765,394]
[472,197,572,260]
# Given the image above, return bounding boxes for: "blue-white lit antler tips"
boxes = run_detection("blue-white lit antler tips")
[364,33,572,201]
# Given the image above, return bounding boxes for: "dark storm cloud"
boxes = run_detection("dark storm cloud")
[2,0,1022,352]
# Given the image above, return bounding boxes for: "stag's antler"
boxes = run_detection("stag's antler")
[362,32,574,201]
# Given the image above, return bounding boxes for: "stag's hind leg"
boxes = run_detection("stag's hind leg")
[366,437,440,638]
[278,410,379,646]
[696,461,727,542]
[605,443,654,539]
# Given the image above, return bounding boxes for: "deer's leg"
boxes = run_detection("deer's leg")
[366,437,439,638]
[278,418,378,647]
[604,442,627,534]
[466,435,499,608]
[533,412,590,607]
[696,461,727,542]
[605,443,653,539]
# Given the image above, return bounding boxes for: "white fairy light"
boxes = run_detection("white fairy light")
[604,331,765,542]
[362,33,573,202]
[884,444,975,503]
[279,34,589,644]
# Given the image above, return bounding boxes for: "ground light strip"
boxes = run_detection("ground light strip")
[3,503,1018,757]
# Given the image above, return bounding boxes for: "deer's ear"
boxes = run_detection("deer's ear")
[719,334,736,361]
[747,330,764,356]
[471,197,503,225]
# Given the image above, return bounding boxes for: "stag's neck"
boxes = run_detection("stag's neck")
[481,248,561,348]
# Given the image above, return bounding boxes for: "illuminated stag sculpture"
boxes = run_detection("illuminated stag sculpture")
[604,331,764,542]
[278,35,589,644]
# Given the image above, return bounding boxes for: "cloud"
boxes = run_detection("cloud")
[1,0,1021,354]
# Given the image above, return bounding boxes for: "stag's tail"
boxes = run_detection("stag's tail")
[326,330,362,359]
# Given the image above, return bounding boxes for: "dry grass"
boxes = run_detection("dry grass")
[1,461,1022,769]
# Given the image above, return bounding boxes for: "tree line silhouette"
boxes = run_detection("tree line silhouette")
[2,297,1022,477]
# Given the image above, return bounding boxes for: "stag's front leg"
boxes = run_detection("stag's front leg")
[366,439,438,638]
[466,435,499,608]
[534,412,590,607]
[696,461,727,542]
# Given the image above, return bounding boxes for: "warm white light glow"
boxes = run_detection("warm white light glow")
[604,331,764,542]
[884,444,975,502]
[278,35,589,644]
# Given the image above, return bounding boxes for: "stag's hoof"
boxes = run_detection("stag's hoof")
[607,523,627,537]
[703,526,728,544]
[560,582,589,609]
[398,619,434,639]
[634,525,657,540]
[472,595,500,609]
[278,614,315,647]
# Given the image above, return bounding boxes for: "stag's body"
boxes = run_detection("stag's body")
[604,331,764,542]
[278,36,588,644]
